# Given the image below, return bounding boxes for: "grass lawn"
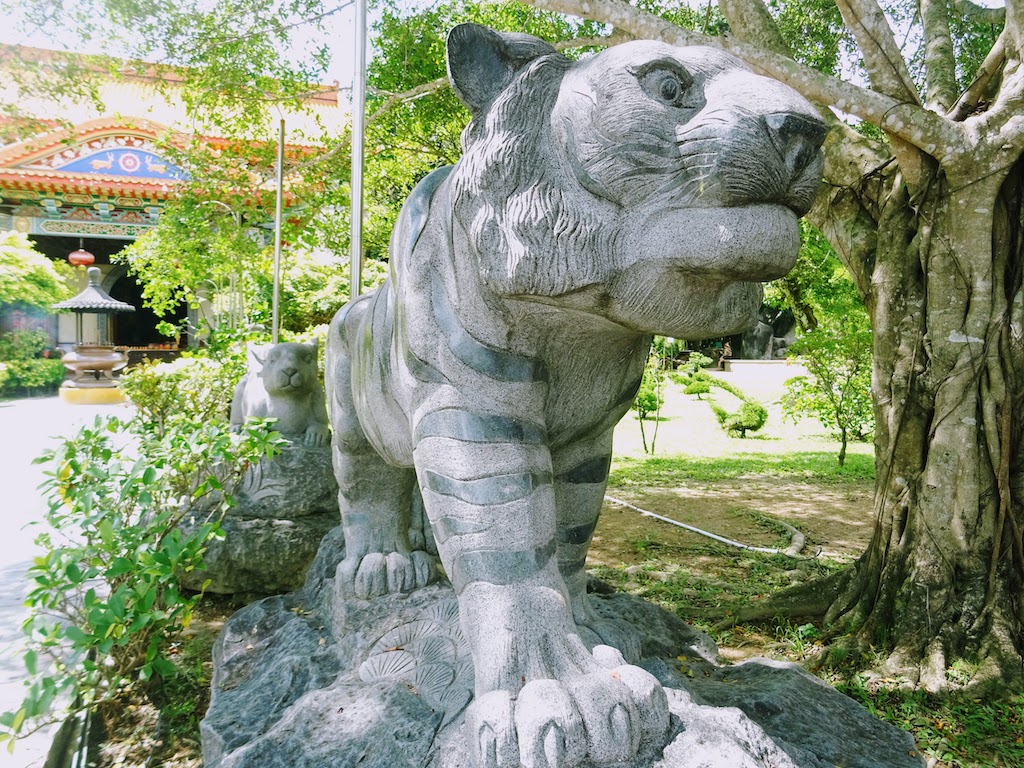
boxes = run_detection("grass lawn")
[99,365,1022,767]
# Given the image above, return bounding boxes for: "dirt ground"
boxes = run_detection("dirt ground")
[590,479,874,569]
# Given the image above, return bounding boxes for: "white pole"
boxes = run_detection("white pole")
[272,117,285,343]
[350,0,366,298]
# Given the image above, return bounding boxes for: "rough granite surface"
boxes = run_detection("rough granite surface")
[201,529,925,768]
[180,443,338,595]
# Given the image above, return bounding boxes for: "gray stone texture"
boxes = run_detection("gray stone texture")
[201,535,924,768]
[181,443,339,595]
[231,340,330,446]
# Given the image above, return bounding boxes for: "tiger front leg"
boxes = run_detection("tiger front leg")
[327,308,436,600]
[553,433,642,663]
[332,434,435,599]
[413,412,669,768]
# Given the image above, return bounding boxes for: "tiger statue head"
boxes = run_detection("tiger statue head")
[447,24,825,339]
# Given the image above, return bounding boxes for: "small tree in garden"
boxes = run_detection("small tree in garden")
[0,415,283,748]
[783,326,874,466]
[632,353,665,454]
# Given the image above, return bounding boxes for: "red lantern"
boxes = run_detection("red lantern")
[68,238,95,267]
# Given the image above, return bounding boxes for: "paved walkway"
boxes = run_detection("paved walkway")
[0,396,133,767]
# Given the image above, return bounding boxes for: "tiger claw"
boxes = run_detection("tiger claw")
[466,691,518,768]
[336,550,437,599]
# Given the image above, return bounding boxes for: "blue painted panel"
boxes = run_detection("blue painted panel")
[56,149,186,179]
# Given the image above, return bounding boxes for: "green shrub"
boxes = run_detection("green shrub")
[782,325,873,466]
[683,379,710,399]
[0,414,283,746]
[0,330,65,397]
[1,359,65,392]
[680,369,768,439]
[121,352,247,434]
[632,352,666,453]
[687,351,715,370]
[723,401,768,438]
[0,329,52,360]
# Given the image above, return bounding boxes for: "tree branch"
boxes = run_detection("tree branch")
[950,32,1006,120]
[520,0,964,161]
[921,0,960,111]
[718,0,791,56]
[955,0,1007,25]
[833,0,921,105]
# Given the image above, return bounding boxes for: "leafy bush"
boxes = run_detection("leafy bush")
[121,351,247,434]
[0,330,66,397]
[0,329,53,360]
[0,359,66,393]
[722,401,769,438]
[674,369,768,438]
[781,325,873,466]
[632,352,666,453]
[683,379,710,399]
[0,414,282,746]
[0,230,73,309]
[685,351,715,370]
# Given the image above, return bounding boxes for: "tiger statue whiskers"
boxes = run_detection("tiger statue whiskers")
[327,24,825,768]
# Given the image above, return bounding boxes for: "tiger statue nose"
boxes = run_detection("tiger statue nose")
[760,110,827,215]
[764,111,828,181]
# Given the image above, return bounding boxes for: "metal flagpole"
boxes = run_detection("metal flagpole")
[272,117,285,343]
[350,0,366,298]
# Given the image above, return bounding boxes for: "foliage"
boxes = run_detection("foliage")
[835,683,1024,768]
[0,328,54,360]
[685,351,714,370]
[764,221,863,334]
[782,325,874,466]
[765,0,848,77]
[0,231,72,309]
[683,378,710,399]
[0,359,65,396]
[364,1,610,258]
[672,369,768,439]
[279,250,388,332]
[651,335,691,368]
[120,350,248,435]
[711,399,769,439]
[632,351,666,454]
[0,329,65,397]
[0,414,282,746]
[115,199,271,323]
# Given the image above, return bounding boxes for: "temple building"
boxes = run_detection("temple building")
[0,45,342,353]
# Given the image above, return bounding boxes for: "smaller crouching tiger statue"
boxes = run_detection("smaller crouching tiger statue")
[231,341,330,447]
[327,23,825,768]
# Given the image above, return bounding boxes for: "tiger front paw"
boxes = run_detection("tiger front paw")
[335,550,436,599]
[465,659,669,768]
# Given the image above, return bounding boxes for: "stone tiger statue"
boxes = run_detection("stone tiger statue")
[231,341,330,446]
[327,24,825,768]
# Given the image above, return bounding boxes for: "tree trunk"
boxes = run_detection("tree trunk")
[821,161,1024,691]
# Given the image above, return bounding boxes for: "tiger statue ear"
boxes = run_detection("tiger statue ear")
[247,342,270,371]
[446,23,557,119]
